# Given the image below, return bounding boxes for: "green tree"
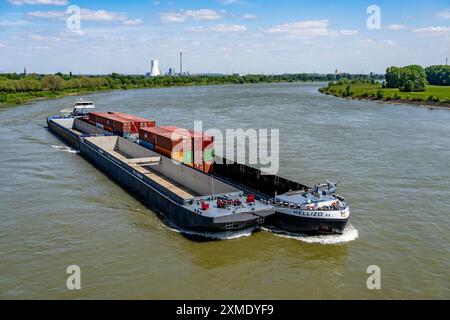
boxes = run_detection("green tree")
[42,75,64,91]
[425,65,450,85]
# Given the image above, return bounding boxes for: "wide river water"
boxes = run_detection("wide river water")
[0,82,449,299]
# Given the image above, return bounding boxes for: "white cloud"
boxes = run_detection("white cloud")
[160,12,186,23]
[242,14,258,20]
[0,19,30,26]
[9,0,68,5]
[437,9,450,19]
[414,26,450,35]
[161,9,224,23]
[360,38,397,47]
[121,19,143,26]
[339,29,359,36]
[267,20,331,38]
[185,26,207,33]
[387,24,408,30]
[28,10,65,18]
[186,24,246,33]
[210,24,246,32]
[28,9,143,26]
[0,42,7,48]
[29,34,61,41]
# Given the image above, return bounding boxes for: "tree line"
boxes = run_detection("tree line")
[385,64,449,92]
[0,72,383,94]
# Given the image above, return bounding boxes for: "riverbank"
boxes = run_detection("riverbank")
[1,73,348,107]
[319,81,450,109]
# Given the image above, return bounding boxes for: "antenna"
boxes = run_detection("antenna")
[446,58,448,66]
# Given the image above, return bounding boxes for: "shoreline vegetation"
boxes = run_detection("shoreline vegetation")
[319,80,450,109]
[319,64,450,109]
[0,72,381,107]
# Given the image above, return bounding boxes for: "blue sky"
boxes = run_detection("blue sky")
[0,0,449,74]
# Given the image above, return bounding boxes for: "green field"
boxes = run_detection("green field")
[319,81,450,107]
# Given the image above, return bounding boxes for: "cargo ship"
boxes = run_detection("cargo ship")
[47,103,275,234]
[48,100,350,235]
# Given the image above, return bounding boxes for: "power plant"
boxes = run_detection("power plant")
[149,60,161,77]
[147,53,186,77]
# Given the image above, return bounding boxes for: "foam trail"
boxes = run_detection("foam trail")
[52,145,79,154]
[262,224,359,245]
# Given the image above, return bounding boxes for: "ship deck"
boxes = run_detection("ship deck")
[110,149,199,199]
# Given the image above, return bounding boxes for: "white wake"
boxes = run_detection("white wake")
[262,224,359,245]
[52,145,79,154]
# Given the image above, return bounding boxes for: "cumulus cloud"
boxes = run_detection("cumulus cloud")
[210,24,246,32]
[437,9,450,19]
[267,20,336,38]
[414,26,450,35]
[161,9,224,23]
[9,0,68,5]
[387,24,408,30]
[28,8,143,26]
[360,38,397,47]
[242,14,258,20]
[186,24,246,33]
[339,29,359,36]
[0,19,30,26]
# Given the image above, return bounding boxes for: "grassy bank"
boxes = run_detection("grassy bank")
[319,81,450,108]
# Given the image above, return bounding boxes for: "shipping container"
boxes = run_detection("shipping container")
[139,127,171,144]
[204,148,215,163]
[139,139,155,151]
[109,112,156,129]
[189,130,215,150]
[203,163,213,174]
[155,131,192,152]
[155,146,183,163]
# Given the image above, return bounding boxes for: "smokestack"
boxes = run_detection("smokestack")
[180,51,183,76]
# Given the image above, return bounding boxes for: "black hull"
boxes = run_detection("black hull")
[47,118,80,149]
[267,212,349,235]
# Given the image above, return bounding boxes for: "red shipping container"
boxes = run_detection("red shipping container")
[159,126,179,132]
[139,127,171,144]
[109,112,156,129]
[155,131,191,152]
[188,130,214,150]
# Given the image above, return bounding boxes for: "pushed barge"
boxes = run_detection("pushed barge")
[47,116,275,233]
[212,158,350,235]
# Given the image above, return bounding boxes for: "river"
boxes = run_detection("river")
[0,82,449,299]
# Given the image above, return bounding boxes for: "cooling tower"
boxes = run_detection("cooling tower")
[150,60,161,77]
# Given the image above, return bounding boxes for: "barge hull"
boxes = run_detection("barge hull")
[80,138,249,232]
[267,213,348,235]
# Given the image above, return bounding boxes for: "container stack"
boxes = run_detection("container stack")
[138,126,215,174]
[87,112,155,138]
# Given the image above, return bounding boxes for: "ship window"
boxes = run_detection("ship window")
[225,222,233,230]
